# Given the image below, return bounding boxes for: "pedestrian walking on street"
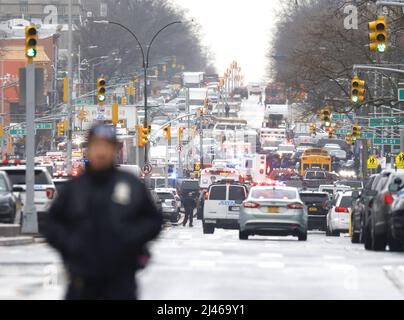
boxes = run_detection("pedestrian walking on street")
[258,93,263,105]
[182,191,196,227]
[225,103,230,118]
[44,123,163,300]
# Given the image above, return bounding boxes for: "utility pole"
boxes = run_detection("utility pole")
[66,0,73,174]
[1,60,5,160]
[22,62,38,234]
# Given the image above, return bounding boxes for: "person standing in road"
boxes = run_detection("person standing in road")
[225,103,230,118]
[44,123,163,300]
[182,191,196,227]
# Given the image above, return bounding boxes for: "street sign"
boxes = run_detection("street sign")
[35,123,53,130]
[176,145,183,153]
[332,114,354,120]
[142,163,153,175]
[396,152,404,169]
[361,132,374,139]
[369,117,404,127]
[373,138,401,145]
[398,88,404,102]
[335,129,350,134]
[9,129,26,136]
[367,156,379,169]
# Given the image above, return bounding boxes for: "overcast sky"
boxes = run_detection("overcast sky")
[172,0,280,83]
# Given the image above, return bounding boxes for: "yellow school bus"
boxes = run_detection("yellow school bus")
[300,148,332,176]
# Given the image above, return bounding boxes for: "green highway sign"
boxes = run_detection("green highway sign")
[335,129,350,134]
[76,98,94,105]
[369,117,404,127]
[9,129,26,136]
[332,114,354,120]
[399,88,404,102]
[35,123,53,130]
[361,132,374,139]
[373,138,401,145]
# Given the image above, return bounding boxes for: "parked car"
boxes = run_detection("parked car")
[0,171,19,223]
[326,191,353,237]
[0,166,56,233]
[239,186,307,241]
[155,188,181,223]
[203,181,249,234]
[350,175,378,244]
[299,191,330,231]
[367,170,404,252]
[391,183,404,248]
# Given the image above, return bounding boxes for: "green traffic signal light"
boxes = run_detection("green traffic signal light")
[98,94,106,102]
[26,48,37,58]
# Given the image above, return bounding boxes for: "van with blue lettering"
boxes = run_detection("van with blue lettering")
[203,181,249,234]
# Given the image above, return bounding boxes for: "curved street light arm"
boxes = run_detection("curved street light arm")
[107,21,146,68]
[146,21,182,68]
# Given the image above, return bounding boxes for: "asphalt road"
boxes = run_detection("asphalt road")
[0,221,403,300]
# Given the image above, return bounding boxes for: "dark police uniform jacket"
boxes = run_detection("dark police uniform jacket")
[44,168,163,280]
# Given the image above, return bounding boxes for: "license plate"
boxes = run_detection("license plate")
[220,173,229,177]
[309,207,318,212]
[229,206,240,212]
[267,207,279,214]
[204,219,216,224]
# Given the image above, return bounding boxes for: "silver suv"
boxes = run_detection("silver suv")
[0,166,56,232]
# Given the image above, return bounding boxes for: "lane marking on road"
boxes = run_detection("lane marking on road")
[257,262,285,269]
[200,250,223,257]
[189,260,217,268]
[323,255,345,260]
[258,253,284,259]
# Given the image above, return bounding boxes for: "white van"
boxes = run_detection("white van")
[203,182,249,234]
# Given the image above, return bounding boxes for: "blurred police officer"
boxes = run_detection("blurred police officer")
[45,123,163,300]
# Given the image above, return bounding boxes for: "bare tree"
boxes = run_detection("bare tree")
[78,0,215,80]
[267,0,404,115]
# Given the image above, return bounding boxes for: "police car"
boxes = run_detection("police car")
[202,181,249,234]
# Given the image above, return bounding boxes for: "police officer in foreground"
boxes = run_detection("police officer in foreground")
[44,123,163,300]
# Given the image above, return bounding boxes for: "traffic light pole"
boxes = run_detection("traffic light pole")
[66,0,73,174]
[22,63,38,234]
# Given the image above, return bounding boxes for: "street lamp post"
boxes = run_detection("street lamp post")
[93,20,182,167]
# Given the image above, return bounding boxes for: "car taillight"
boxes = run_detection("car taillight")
[259,169,264,174]
[384,193,394,205]
[288,203,303,209]
[335,206,349,213]
[243,202,261,209]
[46,188,55,200]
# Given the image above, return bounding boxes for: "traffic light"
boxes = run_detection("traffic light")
[352,125,362,141]
[141,126,150,146]
[121,96,127,105]
[195,162,201,172]
[111,103,119,126]
[57,121,65,137]
[97,78,106,104]
[351,76,365,104]
[327,127,334,139]
[137,126,145,147]
[321,109,332,128]
[178,127,185,143]
[309,123,317,136]
[346,133,353,146]
[369,16,387,53]
[25,25,38,63]
[163,126,171,141]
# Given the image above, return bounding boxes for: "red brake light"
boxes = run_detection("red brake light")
[288,203,303,209]
[243,202,261,209]
[335,206,349,213]
[259,169,264,174]
[384,193,394,205]
[46,188,55,200]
